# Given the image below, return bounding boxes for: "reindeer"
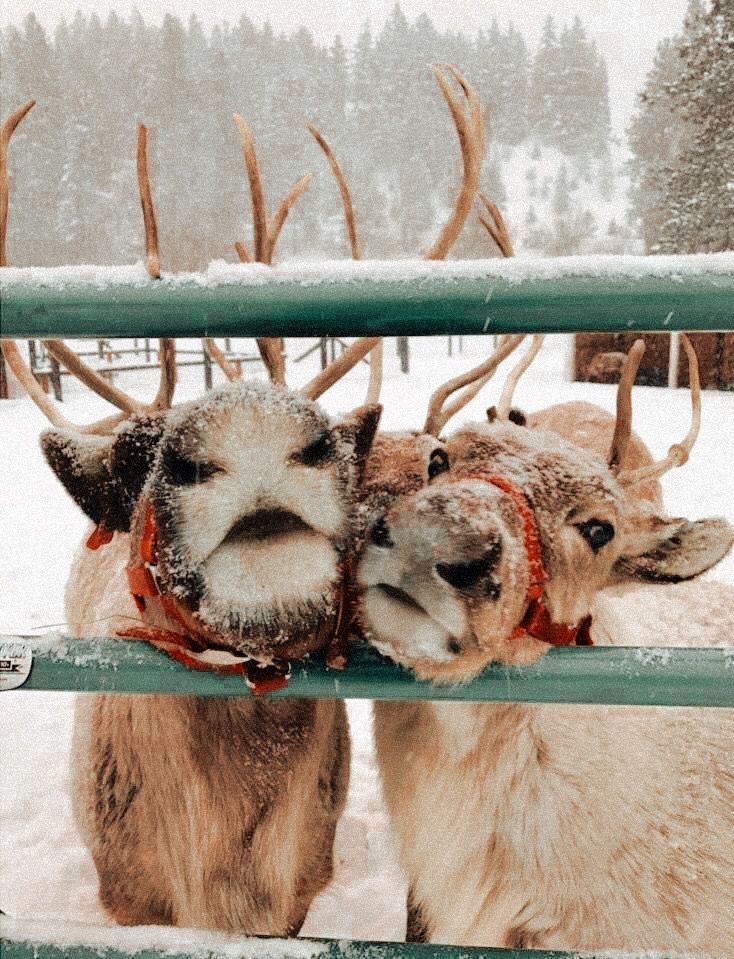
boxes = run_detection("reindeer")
[357,337,734,955]
[0,65,485,933]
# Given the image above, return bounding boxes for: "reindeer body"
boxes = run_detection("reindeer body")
[40,382,381,934]
[375,693,734,953]
[361,415,734,955]
[66,534,348,933]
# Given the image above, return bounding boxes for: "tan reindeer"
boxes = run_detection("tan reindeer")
[358,339,734,955]
[0,66,485,934]
[4,339,382,933]
[0,101,384,934]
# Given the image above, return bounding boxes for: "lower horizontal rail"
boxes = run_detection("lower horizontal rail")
[2,636,733,706]
[0,925,668,959]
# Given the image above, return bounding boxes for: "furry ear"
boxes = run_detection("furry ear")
[613,510,734,584]
[41,415,166,532]
[41,430,118,527]
[334,404,382,484]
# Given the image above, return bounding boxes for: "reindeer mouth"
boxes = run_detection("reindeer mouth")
[376,582,428,615]
[222,508,312,545]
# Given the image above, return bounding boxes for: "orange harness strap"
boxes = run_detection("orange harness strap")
[465,474,593,647]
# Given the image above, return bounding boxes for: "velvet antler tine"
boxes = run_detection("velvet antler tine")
[424,65,483,261]
[234,240,251,263]
[266,172,314,265]
[607,339,646,472]
[204,338,241,382]
[233,113,268,264]
[495,335,545,420]
[0,340,129,434]
[1,340,75,428]
[256,339,286,386]
[152,338,177,409]
[478,192,514,258]
[306,124,362,260]
[366,340,384,405]
[302,337,381,401]
[43,340,143,414]
[0,99,35,268]
[617,335,702,486]
[306,123,381,402]
[137,124,161,280]
[423,335,525,436]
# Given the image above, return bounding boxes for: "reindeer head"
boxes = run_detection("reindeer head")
[358,338,734,682]
[42,382,380,661]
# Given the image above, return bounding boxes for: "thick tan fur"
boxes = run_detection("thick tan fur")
[362,414,734,955]
[67,534,349,934]
[46,384,383,935]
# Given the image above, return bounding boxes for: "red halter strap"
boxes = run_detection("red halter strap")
[465,473,593,647]
[88,502,357,693]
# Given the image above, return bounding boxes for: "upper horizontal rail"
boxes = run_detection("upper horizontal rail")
[3,636,733,707]
[2,255,733,338]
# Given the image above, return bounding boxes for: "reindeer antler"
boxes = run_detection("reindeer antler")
[233,113,318,386]
[137,124,161,280]
[607,339,646,472]
[306,122,382,404]
[1,113,176,433]
[423,335,525,436]
[424,65,485,261]
[615,334,701,486]
[477,192,514,258]
[1,99,35,267]
[494,335,545,421]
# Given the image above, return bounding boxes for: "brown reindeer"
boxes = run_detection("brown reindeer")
[0,100,385,934]
[358,339,734,955]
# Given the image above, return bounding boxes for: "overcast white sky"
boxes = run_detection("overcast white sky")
[3,0,691,131]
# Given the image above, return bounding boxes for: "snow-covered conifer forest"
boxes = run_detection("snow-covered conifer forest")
[3,6,620,268]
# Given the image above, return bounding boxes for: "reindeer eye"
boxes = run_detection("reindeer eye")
[298,431,335,467]
[428,448,450,480]
[164,451,221,486]
[576,520,615,553]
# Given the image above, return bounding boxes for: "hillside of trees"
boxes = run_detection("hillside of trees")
[628,0,733,253]
[1,5,616,269]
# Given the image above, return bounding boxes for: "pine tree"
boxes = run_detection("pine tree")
[658,0,734,251]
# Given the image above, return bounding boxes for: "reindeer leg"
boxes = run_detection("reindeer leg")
[406,886,431,943]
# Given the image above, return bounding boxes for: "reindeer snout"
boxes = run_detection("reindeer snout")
[434,540,502,591]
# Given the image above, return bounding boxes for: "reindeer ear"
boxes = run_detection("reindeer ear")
[41,415,166,533]
[613,510,734,583]
[41,430,118,527]
[334,404,382,483]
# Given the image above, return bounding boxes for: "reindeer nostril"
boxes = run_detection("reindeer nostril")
[435,543,501,591]
[447,637,463,655]
[369,517,394,548]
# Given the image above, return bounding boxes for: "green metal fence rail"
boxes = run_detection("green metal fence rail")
[2,255,733,338]
[2,256,733,959]
[3,636,733,707]
[0,923,640,959]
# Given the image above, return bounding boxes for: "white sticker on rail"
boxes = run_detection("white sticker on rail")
[0,643,32,691]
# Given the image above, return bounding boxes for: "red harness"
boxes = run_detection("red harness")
[465,474,593,647]
[86,504,356,694]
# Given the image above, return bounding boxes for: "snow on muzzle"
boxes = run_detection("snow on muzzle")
[358,482,529,676]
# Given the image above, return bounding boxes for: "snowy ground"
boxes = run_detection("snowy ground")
[1,334,733,947]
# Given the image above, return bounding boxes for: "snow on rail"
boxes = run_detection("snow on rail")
[1,251,733,292]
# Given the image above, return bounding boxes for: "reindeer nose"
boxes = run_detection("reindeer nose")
[434,542,501,591]
[369,517,394,548]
